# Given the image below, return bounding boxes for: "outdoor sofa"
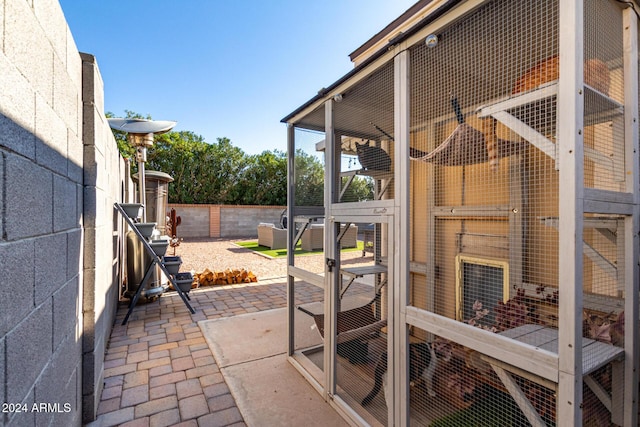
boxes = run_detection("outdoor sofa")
[257,223,287,250]
[301,223,358,251]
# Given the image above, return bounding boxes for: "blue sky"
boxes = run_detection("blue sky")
[59,1,415,155]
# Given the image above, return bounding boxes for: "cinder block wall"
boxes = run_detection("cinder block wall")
[0,1,127,425]
[169,204,212,237]
[81,53,129,423]
[220,206,285,238]
[169,204,285,238]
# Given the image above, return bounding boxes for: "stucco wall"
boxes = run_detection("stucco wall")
[169,204,285,238]
[0,1,127,425]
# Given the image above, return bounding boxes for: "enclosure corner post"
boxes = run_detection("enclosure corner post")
[557,0,585,425]
[623,5,640,427]
[323,99,338,400]
[392,48,411,427]
[286,122,296,357]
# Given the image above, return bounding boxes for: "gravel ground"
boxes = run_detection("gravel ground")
[169,237,368,280]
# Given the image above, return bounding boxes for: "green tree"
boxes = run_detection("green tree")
[146,130,207,203]
[108,111,248,204]
[201,137,248,204]
[292,150,373,204]
[294,149,324,206]
[340,175,374,202]
[238,150,287,205]
[147,134,248,204]
[108,110,348,206]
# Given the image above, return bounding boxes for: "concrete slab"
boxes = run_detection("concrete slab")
[224,353,348,427]
[199,308,349,427]
[199,308,321,369]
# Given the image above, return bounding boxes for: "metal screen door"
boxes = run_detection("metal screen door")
[323,214,395,426]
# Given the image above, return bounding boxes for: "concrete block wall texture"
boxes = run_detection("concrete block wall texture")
[169,204,286,238]
[81,53,127,424]
[170,205,211,238]
[0,1,127,425]
[220,206,285,238]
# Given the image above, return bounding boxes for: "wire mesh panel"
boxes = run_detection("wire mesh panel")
[580,3,627,425]
[322,56,396,426]
[289,124,327,384]
[409,0,560,327]
[332,219,390,426]
[408,0,564,425]
[332,62,395,204]
[293,277,326,383]
[286,0,637,424]
[404,1,634,426]
[291,125,325,265]
[583,0,625,192]
[405,326,557,426]
[293,125,325,209]
[580,247,626,427]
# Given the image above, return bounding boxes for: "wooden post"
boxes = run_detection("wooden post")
[323,99,339,401]
[623,6,640,427]
[557,0,584,424]
[393,48,410,427]
[286,123,295,357]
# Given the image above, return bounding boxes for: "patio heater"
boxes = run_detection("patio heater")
[108,118,176,221]
[109,118,176,300]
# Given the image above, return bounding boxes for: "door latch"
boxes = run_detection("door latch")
[326,258,336,272]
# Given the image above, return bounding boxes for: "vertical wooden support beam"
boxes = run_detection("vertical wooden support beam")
[623,6,640,427]
[323,99,338,401]
[509,154,524,290]
[286,123,295,357]
[425,122,436,315]
[557,0,584,425]
[393,48,410,427]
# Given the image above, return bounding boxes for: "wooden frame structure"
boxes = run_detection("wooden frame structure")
[283,1,640,425]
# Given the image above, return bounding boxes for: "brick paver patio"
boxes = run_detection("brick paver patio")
[88,277,324,427]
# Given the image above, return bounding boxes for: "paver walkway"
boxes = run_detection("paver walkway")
[87,277,324,427]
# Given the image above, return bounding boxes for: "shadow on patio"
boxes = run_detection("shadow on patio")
[87,275,331,427]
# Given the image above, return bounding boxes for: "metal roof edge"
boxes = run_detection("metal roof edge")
[348,0,436,61]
